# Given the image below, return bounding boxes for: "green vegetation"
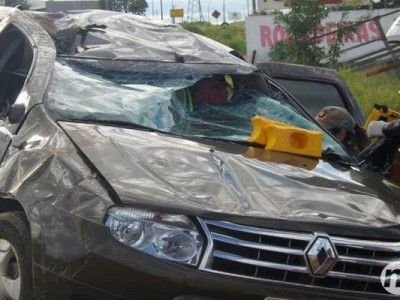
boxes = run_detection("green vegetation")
[340,69,400,114]
[181,22,246,55]
[269,0,359,67]
[98,0,148,14]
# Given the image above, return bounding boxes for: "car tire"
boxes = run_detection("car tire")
[0,211,32,300]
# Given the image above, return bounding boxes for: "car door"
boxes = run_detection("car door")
[0,23,34,160]
[258,62,366,127]
[272,77,365,124]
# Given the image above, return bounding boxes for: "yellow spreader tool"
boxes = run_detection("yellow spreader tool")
[248,116,323,158]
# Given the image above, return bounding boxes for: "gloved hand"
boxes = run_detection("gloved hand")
[383,119,400,139]
[367,121,387,138]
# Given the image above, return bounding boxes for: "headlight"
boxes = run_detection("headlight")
[105,207,203,266]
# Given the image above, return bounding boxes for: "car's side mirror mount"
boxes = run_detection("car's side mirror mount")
[0,119,12,138]
[0,119,24,149]
[8,104,26,124]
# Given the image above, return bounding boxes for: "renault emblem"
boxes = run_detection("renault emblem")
[305,234,338,278]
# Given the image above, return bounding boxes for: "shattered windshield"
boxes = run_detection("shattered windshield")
[47,58,350,159]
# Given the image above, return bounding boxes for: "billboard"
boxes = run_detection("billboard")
[257,0,370,11]
[245,9,400,62]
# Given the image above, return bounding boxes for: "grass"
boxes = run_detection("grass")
[340,69,400,115]
[181,21,247,55]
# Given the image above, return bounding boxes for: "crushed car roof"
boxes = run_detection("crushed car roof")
[20,9,253,70]
[257,61,347,83]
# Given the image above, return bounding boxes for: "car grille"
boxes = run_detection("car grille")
[199,219,400,297]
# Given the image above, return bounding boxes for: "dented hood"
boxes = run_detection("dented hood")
[59,121,400,229]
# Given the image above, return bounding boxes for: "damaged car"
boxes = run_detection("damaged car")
[0,7,400,300]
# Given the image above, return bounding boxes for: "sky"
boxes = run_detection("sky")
[25,0,253,23]
[146,0,252,23]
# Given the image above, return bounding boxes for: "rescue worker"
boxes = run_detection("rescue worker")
[365,120,400,183]
[175,75,235,112]
[363,120,400,184]
[315,106,368,154]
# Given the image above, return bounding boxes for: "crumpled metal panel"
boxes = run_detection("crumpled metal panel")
[0,7,14,21]
[0,106,115,223]
[258,62,347,83]
[0,8,56,112]
[60,121,400,228]
[0,10,113,225]
[0,106,116,271]
[25,10,254,70]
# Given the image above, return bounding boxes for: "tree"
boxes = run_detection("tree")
[108,0,148,14]
[128,0,148,14]
[269,0,357,67]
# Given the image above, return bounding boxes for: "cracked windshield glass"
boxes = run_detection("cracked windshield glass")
[47,58,348,158]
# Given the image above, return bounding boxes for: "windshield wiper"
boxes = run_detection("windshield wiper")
[322,148,358,166]
[59,118,265,147]
[58,118,164,133]
[195,136,264,148]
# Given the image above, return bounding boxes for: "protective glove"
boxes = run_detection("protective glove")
[367,121,387,138]
[383,119,400,139]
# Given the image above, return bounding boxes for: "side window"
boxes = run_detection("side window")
[0,24,33,120]
[274,78,346,117]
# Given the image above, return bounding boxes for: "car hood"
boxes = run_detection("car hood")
[60,121,400,229]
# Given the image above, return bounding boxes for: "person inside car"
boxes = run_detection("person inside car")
[175,75,234,112]
[316,106,368,154]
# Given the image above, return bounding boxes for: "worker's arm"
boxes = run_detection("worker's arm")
[367,120,400,139]
[383,119,400,138]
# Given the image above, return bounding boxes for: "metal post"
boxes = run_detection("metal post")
[223,0,226,23]
[171,0,175,23]
[187,0,190,22]
[208,0,213,22]
[188,0,204,23]
[152,0,155,17]
[247,0,250,16]
[160,0,163,20]
[375,16,398,61]
[252,0,256,14]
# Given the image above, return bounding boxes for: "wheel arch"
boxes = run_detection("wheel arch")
[0,197,29,226]
[0,197,26,214]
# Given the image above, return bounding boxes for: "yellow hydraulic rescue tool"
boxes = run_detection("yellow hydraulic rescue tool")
[364,104,400,129]
[248,117,323,158]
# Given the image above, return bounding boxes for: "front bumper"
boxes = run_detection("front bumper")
[32,211,392,300]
